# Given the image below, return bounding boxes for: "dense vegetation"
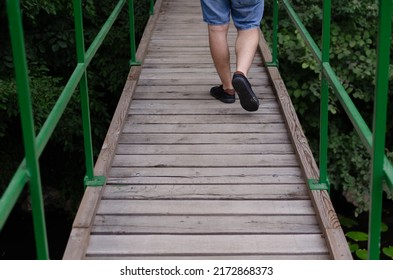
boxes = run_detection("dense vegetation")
[0,0,151,208]
[261,0,393,259]
[263,0,393,213]
[0,0,151,259]
[0,0,392,259]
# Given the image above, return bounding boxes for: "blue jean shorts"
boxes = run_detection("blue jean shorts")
[200,0,264,30]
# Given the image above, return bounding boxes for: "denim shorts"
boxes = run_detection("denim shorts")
[200,0,264,30]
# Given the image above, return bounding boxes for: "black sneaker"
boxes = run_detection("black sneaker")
[232,71,259,111]
[210,85,236,103]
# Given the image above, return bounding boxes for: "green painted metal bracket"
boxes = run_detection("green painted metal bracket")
[129,60,141,67]
[84,175,106,187]
[308,178,329,191]
[266,61,279,67]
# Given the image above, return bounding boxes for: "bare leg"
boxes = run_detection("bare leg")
[235,28,260,76]
[207,24,234,92]
[232,27,260,111]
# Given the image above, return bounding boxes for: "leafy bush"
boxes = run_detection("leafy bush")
[262,0,393,214]
[0,0,152,210]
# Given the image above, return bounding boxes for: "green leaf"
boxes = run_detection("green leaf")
[346,231,368,242]
[348,242,359,253]
[356,249,368,260]
[58,41,67,48]
[380,222,388,233]
[51,44,59,52]
[293,89,303,98]
[338,214,358,228]
[382,246,393,259]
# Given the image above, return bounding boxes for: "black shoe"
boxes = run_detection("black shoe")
[210,85,236,103]
[232,72,259,111]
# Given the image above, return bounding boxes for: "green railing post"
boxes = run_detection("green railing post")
[278,0,393,259]
[128,0,141,66]
[73,0,104,187]
[318,0,332,192]
[150,0,155,15]
[6,0,49,260]
[3,0,152,259]
[368,0,392,260]
[266,0,279,67]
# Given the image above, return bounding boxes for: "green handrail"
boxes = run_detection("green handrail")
[5,0,48,259]
[1,0,155,260]
[268,0,392,259]
[129,0,140,66]
[368,0,392,260]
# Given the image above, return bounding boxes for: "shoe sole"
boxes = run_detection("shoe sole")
[232,75,259,111]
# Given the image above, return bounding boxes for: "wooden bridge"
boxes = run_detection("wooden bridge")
[63,0,351,260]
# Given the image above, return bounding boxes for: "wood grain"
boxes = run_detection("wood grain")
[258,31,352,259]
[65,0,350,260]
[62,0,164,259]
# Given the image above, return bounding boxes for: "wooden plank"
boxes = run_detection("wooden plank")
[92,215,321,234]
[129,99,277,108]
[62,228,90,260]
[258,31,352,259]
[141,63,260,70]
[137,77,269,86]
[132,93,276,100]
[86,234,329,256]
[107,176,305,185]
[107,166,301,177]
[142,55,261,62]
[271,78,319,178]
[146,46,228,53]
[92,66,141,178]
[107,166,304,185]
[115,143,293,154]
[128,105,280,115]
[134,84,268,91]
[62,187,102,259]
[85,254,331,260]
[133,85,276,99]
[111,154,299,168]
[62,0,165,259]
[125,115,283,124]
[96,200,315,215]
[122,123,286,134]
[102,184,309,200]
[139,72,269,80]
[139,67,266,74]
[119,133,292,144]
[75,0,339,260]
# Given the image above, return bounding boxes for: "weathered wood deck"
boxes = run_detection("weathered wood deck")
[63,0,351,260]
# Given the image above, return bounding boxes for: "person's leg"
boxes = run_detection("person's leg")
[231,27,260,111]
[200,0,235,102]
[208,24,233,91]
[230,0,264,111]
[235,27,260,76]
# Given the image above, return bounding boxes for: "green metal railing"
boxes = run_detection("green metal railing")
[2,0,391,261]
[267,0,392,259]
[1,0,154,260]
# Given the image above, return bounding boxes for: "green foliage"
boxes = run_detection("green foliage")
[355,249,368,260]
[263,0,393,259]
[343,218,392,259]
[383,246,393,259]
[0,1,152,212]
[346,231,368,242]
[337,214,358,228]
[262,0,393,214]
[328,129,374,214]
